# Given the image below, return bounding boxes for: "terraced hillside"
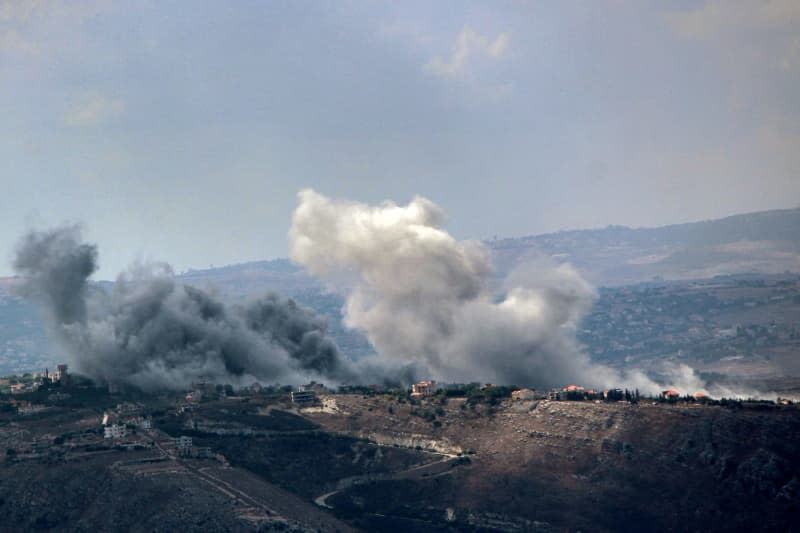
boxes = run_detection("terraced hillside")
[1,387,798,532]
[305,394,800,532]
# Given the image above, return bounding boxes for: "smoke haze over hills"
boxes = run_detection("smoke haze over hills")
[289,189,732,394]
[12,226,356,391]
[6,202,792,398]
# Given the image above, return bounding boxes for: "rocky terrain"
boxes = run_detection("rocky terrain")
[490,207,800,287]
[1,385,799,532]
[0,208,798,530]
[304,394,800,532]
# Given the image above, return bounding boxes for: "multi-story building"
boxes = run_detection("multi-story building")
[175,435,193,455]
[411,380,437,398]
[104,424,127,439]
[291,389,317,406]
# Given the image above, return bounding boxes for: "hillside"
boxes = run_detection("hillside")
[490,207,800,286]
[305,393,800,532]
[2,387,797,532]
[122,207,799,296]
[3,207,797,297]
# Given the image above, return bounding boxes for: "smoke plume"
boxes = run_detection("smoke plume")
[14,225,355,391]
[290,190,619,389]
[289,190,771,397]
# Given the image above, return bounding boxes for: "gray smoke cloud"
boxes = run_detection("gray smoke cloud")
[289,189,748,395]
[290,190,606,388]
[14,225,356,391]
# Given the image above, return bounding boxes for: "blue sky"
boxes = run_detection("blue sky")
[2,1,799,279]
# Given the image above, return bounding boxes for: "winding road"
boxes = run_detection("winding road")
[314,451,468,509]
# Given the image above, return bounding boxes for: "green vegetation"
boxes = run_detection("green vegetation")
[410,408,436,422]
[442,383,516,405]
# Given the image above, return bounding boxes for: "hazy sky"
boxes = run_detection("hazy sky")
[2,1,799,279]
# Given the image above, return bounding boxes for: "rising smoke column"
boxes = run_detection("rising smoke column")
[13,225,355,391]
[290,189,627,389]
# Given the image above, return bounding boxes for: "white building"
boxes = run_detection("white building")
[123,416,152,430]
[175,435,193,455]
[104,424,127,439]
[411,380,438,398]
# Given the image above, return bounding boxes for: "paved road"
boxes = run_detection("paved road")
[314,452,466,510]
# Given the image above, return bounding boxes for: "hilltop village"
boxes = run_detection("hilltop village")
[2,364,792,425]
[0,366,799,531]
[0,366,793,465]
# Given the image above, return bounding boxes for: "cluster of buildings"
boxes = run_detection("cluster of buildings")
[8,383,34,394]
[541,384,711,402]
[547,384,642,402]
[662,388,710,401]
[547,385,602,401]
[185,381,218,403]
[101,404,152,440]
[104,424,127,439]
[47,364,70,386]
[174,435,213,458]
[580,276,800,369]
[1,364,70,395]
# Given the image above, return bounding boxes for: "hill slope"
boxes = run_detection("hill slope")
[309,394,800,532]
[490,207,800,286]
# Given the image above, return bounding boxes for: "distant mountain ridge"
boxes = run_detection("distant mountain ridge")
[1,206,798,375]
[171,206,800,291]
[1,207,798,295]
[489,207,800,286]
[496,207,800,248]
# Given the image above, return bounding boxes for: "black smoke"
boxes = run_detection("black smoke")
[13,225,355,391]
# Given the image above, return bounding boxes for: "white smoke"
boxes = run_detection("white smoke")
[290,190,627,389]
[289,190,776,399]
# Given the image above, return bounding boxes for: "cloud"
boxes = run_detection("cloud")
[64,93,125,127]
[425,27,510,78]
